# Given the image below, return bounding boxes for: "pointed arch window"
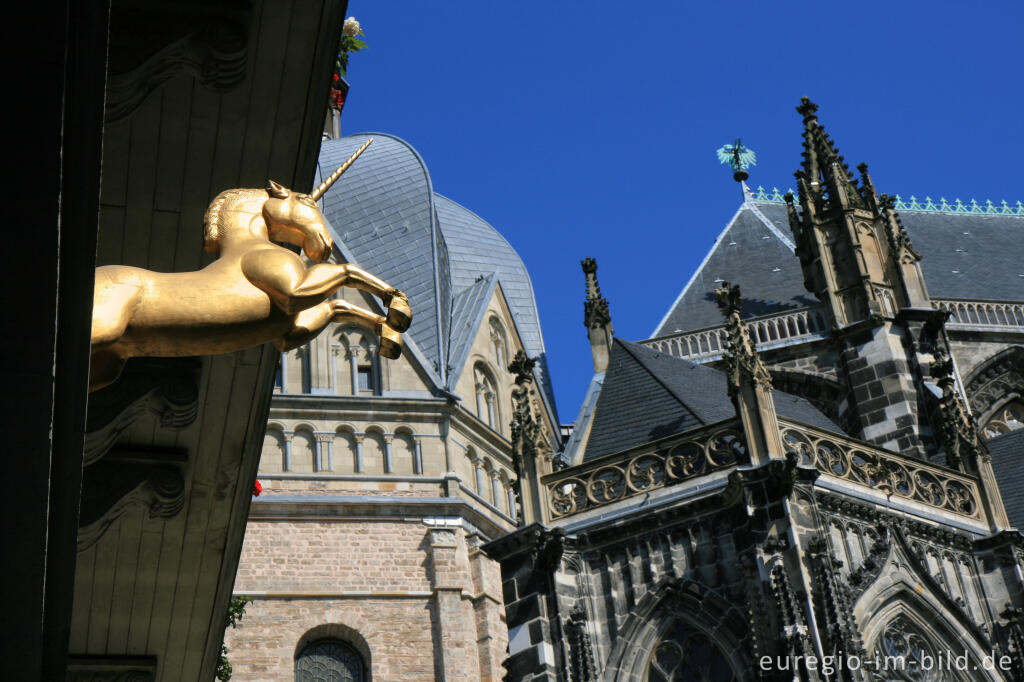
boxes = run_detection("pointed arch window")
[874,618,943,682]
[982,399,1024,439]
[294,639,364,681]
[647,619,737,682]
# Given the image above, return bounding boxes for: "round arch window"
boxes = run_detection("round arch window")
[294,639,365,682]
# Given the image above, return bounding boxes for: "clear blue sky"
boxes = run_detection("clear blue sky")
[339,2,1023,420]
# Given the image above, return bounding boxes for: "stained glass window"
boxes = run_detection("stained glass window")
[646,620,737,682]
[294,639,364,682]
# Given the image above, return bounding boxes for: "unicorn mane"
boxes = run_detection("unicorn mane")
[202,188,268,253]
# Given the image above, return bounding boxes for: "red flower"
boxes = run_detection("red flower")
[253,480,263,496]
[333,73,340,82]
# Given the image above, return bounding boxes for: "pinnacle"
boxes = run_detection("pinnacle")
[797,96,819,120]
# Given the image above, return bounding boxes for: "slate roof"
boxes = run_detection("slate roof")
[986,428,1024,531]
[582,339,843,462]
[315,134,557,421]
[434,194,557,416]
[654,199,1024,337]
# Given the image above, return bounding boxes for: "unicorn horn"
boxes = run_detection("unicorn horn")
[309,137,374,201]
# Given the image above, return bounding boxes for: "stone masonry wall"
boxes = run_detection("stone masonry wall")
[227,517,508,681]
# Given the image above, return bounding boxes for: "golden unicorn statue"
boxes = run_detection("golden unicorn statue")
[90,139,411,391]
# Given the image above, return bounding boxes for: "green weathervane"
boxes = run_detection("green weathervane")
[716,139,757,183]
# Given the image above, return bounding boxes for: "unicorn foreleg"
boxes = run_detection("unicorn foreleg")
[275,300,401,359]
[241,252,411,332]
[290,263,411,332]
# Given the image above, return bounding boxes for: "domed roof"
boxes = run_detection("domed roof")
[314,134,557,419]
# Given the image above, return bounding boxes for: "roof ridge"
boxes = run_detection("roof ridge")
[651,201,748,338]
[749,185,1024,216]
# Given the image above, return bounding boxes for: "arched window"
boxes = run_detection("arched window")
[872,617,944,682]
[647,619,737,682]
[982,399,1024,439]
[393,430,416,475]
[362,428,386,474]
[294,639,364,682]
[291,428,316,473]
[334,427,357,473]
[474,364,499,431]
[261,427,286,473]
[489,317,508,368]
[491,472,503,509]
[338,327,380,397]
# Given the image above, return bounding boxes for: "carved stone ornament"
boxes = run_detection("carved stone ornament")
[782,421,982,520]
[565,606,598,682]
[546,421,746,519]
[714,282,773,395]
[78,450,187,551]
[84,357,200,466]
[104,1,252,124]
[508,350,549,523]
[89,139,412,391]
[930,350,984,467]
[66,655,157,682]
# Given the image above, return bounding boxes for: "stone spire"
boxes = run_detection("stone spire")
[795,96,862,213]
[582,258,613,373]
[788,96,931,323]
[786,96,936,457]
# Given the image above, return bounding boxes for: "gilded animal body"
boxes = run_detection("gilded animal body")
[89,139,410,391]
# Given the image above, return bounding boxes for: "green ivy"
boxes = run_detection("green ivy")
[215,595,253,681]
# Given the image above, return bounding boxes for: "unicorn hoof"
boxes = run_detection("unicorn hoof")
[384,290,412,332]
[377,323,403,360]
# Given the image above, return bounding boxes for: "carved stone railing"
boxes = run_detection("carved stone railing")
[933,299,1024,332]
[780,420,983,521]
[543,420,746,520]
[643,306,829,362]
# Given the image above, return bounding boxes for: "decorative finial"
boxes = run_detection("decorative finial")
[796,96,819,120]
[581,258,612,331]
[929,350,982,468]
[717,139,757,183]
[715,282,772,395]
[508,349,537,385]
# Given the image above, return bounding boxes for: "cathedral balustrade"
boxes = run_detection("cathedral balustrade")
[779,419,984,522]
[542,419,746,520]
[933,298,1024,332]
[642,306,829,361]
